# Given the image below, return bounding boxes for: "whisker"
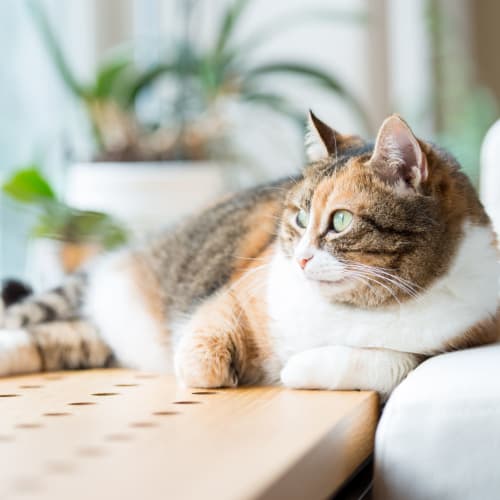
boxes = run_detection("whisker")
[350,274,375,294]
[352,271,419,300]
[242,278,268,300]
[349,267,418,298]
[348,262,418,286]
[355,270,418,299]
[342,261,421,297]
[347,270,402,305]
[367,272,420,298]
[227,263,272,294]
[364,265,422,291]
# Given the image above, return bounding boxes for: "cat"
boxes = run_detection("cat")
[0,112,498,398]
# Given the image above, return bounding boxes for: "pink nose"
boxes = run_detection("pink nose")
[298,257,312,269]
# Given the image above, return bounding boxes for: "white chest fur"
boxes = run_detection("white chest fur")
[267,223,499,360]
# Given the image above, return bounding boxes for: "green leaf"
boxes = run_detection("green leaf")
[32,201,71,240]
[123,62,180,106]
[214,0,252,56]
[33,202,128,249]
[27,0,85,98]
[3,186,127,248]
[93,57,133,99]
[198,53,228,98]
[2,167,57,204]
[65,209,128,248]
[245,62,370,132]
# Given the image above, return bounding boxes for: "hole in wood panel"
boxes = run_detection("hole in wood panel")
[77,446,106,457]
[0,394,20,398]
[43,412,71,417]
[114,383,139,387]
[105,433,133,442]
[16,423,42,429]
[12,477,43,493]
[192,391,217,395]
[130,421,158,428]
[173,401,201,405]
[91,392,119,397]
[20,385,43,389]
[68,402,96,406]
[153,411,180,416]
[45,461,75,474]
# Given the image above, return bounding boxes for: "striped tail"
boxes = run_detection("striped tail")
[0,273,88,329]
[0,320,114,376]
[0,275,114,377]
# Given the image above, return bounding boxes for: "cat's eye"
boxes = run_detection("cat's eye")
[296,209,309,229]
[332,210,353,233]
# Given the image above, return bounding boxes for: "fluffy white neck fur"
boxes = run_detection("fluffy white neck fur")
[267,223,499,358]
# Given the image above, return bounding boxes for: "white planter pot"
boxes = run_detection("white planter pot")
[480,121,500,237]
[65,161,226,237]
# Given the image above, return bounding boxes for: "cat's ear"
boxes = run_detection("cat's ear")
[305,111,356,161]
[369,114,428,191]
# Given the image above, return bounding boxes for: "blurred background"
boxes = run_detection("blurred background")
[1,0,500,288]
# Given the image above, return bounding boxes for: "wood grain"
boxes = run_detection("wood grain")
[0,369,378,500]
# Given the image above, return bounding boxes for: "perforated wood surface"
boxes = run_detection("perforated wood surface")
[0,369,378,500]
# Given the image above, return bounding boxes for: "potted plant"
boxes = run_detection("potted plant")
[2,166,127,289]
[29,0,368,234]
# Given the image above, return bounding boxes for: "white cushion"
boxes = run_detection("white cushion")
[374,344,500,500]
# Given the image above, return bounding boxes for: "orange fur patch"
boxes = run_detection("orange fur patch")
[443,312,500,352]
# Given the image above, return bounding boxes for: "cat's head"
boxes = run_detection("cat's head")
[279,112,489,307]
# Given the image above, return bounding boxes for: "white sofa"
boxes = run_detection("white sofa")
[373,344,500,499]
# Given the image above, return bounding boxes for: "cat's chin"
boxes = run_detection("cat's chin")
[315,278,347,286]
[310,278,348,291]
[306,276,356,297]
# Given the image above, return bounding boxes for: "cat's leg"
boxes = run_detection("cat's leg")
[280,346,421,398]
[0,320,113,377]
[174,290,251,388]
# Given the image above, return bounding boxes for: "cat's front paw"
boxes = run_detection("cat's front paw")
[174,333,238,389]
[280,351,323,389]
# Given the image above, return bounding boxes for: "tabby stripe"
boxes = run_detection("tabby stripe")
[341,249,395,256]
[360,215,421,238]
[36,302,57,322]
[19,304,45,326]
[54,283,82,308]
[104,353,116,368]
[52,285,71,302]
[41,292,74,317]
[339,246,415,256]
[30,335,47,372]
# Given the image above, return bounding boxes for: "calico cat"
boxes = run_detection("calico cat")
[0,113,498,397]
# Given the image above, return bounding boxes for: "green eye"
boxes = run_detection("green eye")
[296,209,309,228]
[332,210,353,233]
